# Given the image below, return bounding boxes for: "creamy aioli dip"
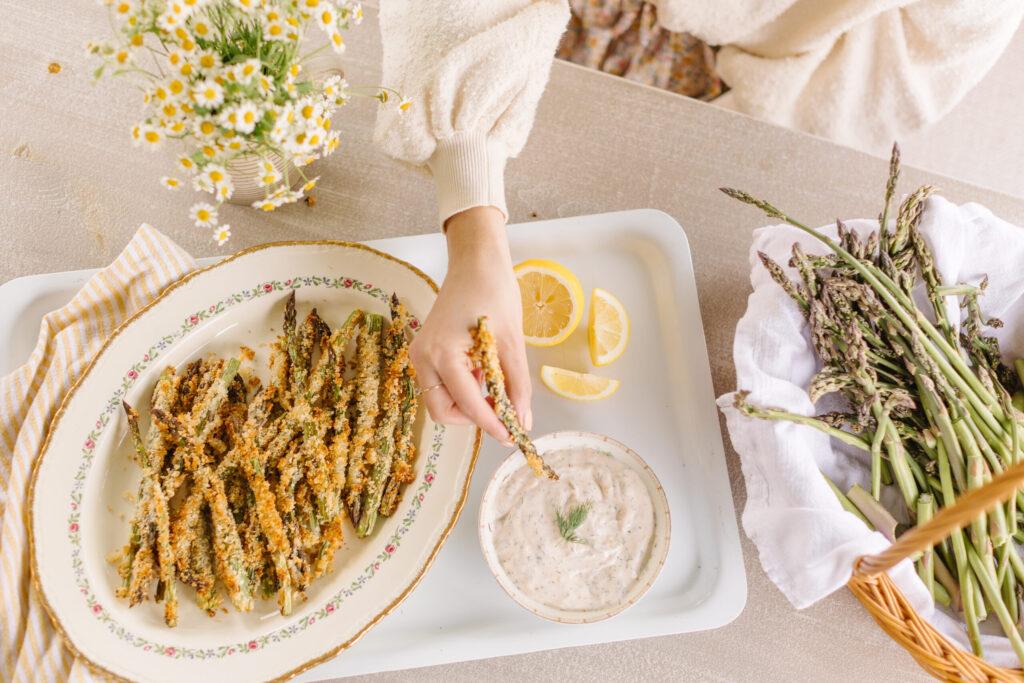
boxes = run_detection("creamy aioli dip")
[489,447,655,611]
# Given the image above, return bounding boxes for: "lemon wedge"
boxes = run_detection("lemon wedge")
[540,365,620,401]
[588,287,630,366]
[514,259,584,347]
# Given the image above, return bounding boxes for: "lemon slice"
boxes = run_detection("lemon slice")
[588,287,630,366]
[540,365,620,401]
[514,259,584,347]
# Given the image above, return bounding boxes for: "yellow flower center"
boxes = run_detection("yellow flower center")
[204,88,216,100]
[169,80,183,94]
[200,121,215,135]
[197,209,210,221]
[243,111,255,123]
[269,24,282,36]
[260,202,276,211]
[301,105,314,119]
[144,130,160,143]
[131,34,144,47]
[195,22,208,36]
[200,55,215,68]
[180,63,193,76]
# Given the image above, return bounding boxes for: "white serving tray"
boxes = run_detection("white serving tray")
[0,209,745,680]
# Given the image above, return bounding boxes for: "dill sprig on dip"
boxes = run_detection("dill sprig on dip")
[555,501,592,545]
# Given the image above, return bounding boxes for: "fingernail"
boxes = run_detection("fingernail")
[503,438,514,448]
[524,410,533,431]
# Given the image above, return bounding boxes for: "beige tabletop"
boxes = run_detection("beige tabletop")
[4,3,1024,682]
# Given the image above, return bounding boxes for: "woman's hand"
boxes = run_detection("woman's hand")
[409,206,532,445]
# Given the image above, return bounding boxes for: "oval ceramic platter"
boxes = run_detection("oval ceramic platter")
[29,242,480,683]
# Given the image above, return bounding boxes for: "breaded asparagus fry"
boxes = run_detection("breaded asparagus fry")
[312,515,344,579]
[154,384,254,613]
[124,401,178,626]
[381,372,418,517]
[471,316,557,479]
[190,513,221,615]
[345,314,384,525]
[358,295,411,536]
[328,383,355,506]
[119,367,178,606]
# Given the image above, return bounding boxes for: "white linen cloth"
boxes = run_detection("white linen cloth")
[717,195,1024,667]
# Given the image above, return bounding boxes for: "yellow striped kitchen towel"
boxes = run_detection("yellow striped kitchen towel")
[0,225,195,682]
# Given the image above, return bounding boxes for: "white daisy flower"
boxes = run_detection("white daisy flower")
[316,4,337,30]
[398,98,412,113]
[215,181,234,200]
[252,196,283,212]
[258,161,281,187]
[193,174,214,193]
[256,74,274,97]
[189,202,218,227]
[137,124,164,150]
[328,30,345,53]
[320,75,346,98]
[160,176,182,190]
[324,130,340,153]
[302,176,320,192]
[213,225,231,246]
[231,0,256,11]
[193,115,218,138]
[263,21,286,41]
[233,102,260,133]
[202,163,230,187]
[194,50,221,72]
[231,58,261,84]
[191,78,224,108]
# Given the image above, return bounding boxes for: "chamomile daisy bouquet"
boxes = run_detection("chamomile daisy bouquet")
[89,0,406,245]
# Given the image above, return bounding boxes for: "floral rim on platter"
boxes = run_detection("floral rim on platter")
[29,241,482,683]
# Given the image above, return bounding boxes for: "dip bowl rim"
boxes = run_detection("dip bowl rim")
[477,430,672,624]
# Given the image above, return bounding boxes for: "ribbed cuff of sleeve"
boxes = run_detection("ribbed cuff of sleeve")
[428,130,509,228]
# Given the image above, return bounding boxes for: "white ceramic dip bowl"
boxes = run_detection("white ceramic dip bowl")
[478,431,671,623]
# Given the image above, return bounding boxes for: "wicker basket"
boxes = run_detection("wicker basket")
[849,459,1024,681]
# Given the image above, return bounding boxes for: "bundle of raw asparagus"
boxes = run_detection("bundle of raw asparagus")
[112,291,418,627]
[725,145,1024,663]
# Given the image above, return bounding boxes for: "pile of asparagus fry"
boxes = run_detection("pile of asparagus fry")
[113,291,418,626]
[724,144,1024,663]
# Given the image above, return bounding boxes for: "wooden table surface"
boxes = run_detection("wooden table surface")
[4,3,1024,681]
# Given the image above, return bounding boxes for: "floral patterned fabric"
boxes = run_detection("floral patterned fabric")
[557,0,724,102]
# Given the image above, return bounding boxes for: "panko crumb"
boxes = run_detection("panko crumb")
[240,346,255,362]
[122,490,135,503]
[106,548,125,564]
[107,505,114,513]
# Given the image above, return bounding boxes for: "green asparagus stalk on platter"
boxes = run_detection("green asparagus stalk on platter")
[722,142,1024,663]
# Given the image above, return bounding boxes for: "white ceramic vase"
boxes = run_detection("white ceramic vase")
[225,49,344,206]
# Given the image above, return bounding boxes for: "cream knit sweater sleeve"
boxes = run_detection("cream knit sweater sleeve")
[373,1,569,225]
